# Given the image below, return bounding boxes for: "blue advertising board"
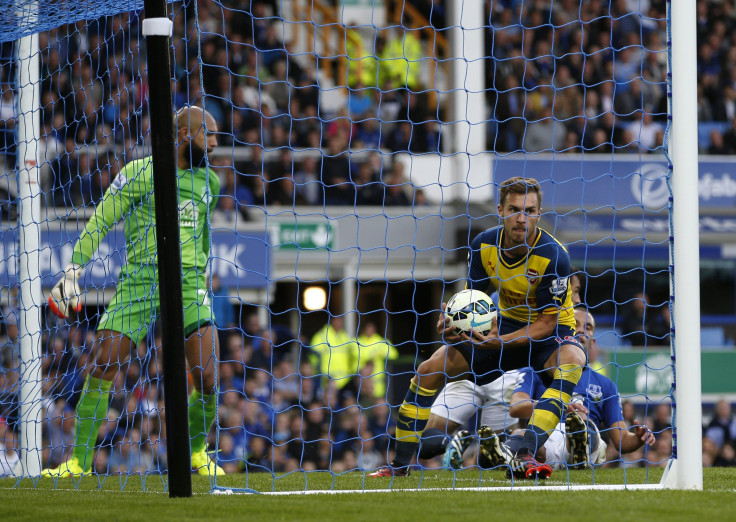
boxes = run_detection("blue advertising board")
[493,156,736,209]
[552,213,736,236]
[0,227,270,289]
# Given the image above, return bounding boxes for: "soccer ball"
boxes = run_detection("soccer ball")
[445,289,497,336]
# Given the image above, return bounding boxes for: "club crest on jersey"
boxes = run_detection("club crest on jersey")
[549,277,569,296]
[527,269,539,284]
[586,384,603,401]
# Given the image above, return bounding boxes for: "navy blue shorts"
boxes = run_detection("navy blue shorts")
[452,315,585,385]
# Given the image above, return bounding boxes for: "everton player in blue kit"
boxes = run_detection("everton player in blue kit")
[369,177,585,479]
[506,308,656,468]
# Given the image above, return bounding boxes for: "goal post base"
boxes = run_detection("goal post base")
[660,459,703,491]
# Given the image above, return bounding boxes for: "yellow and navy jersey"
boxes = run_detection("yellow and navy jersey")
[467,226,575,328]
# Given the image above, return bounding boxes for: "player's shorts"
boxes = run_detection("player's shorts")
[544,420,608,470]
[453,315,584,385]
[430,370,523,432]
[96,264,214,345]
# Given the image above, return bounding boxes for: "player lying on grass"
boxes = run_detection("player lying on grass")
[368,177,586,480]
[42,106,224,477]
[481,308,656,469]
[417,370,524,469]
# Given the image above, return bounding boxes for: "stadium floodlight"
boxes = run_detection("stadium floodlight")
[303,287,327,311]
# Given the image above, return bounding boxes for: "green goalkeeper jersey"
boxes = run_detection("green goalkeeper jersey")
[71,156,220,271]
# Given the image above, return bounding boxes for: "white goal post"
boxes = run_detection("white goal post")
[662,0,703,491]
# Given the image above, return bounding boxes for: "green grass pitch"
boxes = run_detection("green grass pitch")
[2,468,734,521]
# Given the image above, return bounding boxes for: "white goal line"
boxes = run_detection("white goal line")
[213,484,665,496]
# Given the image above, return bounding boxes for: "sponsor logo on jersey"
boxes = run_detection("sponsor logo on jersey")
[587,384,603,401]
[527,269,539,284]
[549,277,569,296]
[179,201,200,228]
[110,173,128,193]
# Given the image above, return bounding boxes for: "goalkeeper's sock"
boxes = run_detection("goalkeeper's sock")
[72,375,113,470]
[418,428,448,459]
[393,381,437,467]
[188,388,217,454]
[520,364,583,454]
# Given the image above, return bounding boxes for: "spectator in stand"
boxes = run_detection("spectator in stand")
[321,135,355,205]
[308,315,359,395]
[249,327,287,371]
[272,359,300,406]
[348,82,376,120]
[651,402,673,435]
[714,441,736,467]
[383,121,412,152]
[258,24,286,70]
[355,320,398,400]
[627,110,664,152]
[293,155,322,205]
[216,432,243,474]
[705,399,736,451]
[214,156,254,217]
[355,118,381,150]
[621,401,637,427]
[380,26,422,91]
[345,24,379,89]
[620,292,666,346]
[707,129,730,154]
[702,436,719,468]
[355,162,382,205]
[267,60,291,114]
[527,106,569,152]
[383,161,413,206]
[722,116,736,153]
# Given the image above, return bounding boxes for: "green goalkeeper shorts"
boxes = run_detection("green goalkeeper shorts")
[96,264,214,345]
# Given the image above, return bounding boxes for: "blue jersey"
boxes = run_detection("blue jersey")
[515,367,624,429]
[512,367,548,404]
[467,226,574,328]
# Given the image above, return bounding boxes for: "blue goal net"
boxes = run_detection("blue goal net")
[0,0,691,491]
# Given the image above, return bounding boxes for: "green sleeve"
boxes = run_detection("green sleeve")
[203,188,218,260]
[70,164,137,266]
[203,170,221,261]
[202,220,211,260]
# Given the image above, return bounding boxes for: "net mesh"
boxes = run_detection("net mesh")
[0,0,679,489]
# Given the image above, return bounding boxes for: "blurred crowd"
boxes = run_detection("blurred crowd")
[0,267,733,474]
[3,286,731,476]
[2,0,735,217]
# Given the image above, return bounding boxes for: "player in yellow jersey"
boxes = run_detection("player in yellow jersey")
[369,177,586,479]
[41,106,224,478]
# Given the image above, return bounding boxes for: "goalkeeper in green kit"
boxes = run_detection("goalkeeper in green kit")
[42,106,223,477]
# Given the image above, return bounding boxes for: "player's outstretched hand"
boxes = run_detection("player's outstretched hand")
[463,315,502,349]
[633,418,656,447]
[48,263,83,319]
[437,302,464,344]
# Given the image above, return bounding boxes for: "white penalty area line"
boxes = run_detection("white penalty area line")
[213,483,666,495]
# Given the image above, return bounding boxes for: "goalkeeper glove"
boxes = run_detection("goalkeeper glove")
[47,263,83,318]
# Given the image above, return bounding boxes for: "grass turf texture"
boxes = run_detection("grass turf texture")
[1,468,734,521]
